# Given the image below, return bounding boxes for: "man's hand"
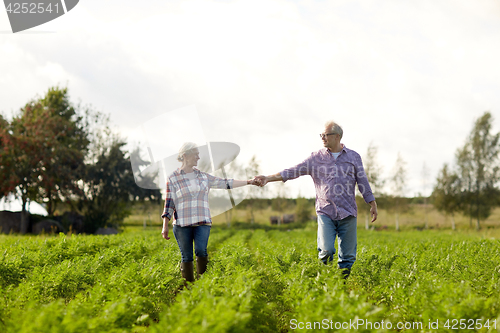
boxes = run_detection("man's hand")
[253,175,268,187]
[369,201,378,222]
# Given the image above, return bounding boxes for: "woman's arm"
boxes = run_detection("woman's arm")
[206,173,260,189]
[231,179,261,188]
[161,178,175,240]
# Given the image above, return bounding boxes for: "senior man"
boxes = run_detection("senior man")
[255,121,377,278]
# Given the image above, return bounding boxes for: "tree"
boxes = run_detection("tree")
[78,140,135,233]
[0,114,16,199]
[362,142,385,229]
[221,158,245,227]
[421,162,430,229]
[456,112,500,230]
[390,152,408,231]
[364,142,385,195]
[0,101,68,233]
[35,87,89,215]
[456,144,475,228]
[244,155,265,224]
[295,196,312,223]
[271,182,288,214]
[1,87,91,233]
[1,86,158,234]
[75,108,162,233]
[432,164,461,230]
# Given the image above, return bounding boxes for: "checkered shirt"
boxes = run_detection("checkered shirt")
[161,168,233,227]
[280,146,375,221]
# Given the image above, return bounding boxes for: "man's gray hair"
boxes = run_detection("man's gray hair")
[177,142,199,162]
[325,121,343,139]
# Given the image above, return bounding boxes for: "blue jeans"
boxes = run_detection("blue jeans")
[173,225,211,262]
[317,215,357,268]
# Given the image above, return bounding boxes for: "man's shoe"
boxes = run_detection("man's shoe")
[339,267,351,280]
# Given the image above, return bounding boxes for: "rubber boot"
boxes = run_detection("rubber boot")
[181,261,195,283]
[196,256,209,278]
[339,267,351,280]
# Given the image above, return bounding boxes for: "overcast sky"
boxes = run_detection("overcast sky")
[1,0,500,199]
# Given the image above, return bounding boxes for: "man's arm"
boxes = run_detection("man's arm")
[254,173,283,186]
[353,153,377,222]
[255,155,313,186]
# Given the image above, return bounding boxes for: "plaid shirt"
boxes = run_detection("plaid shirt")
[161,168,234,227]
[280,145,375,221]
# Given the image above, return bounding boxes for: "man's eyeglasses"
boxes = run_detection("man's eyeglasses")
[320,133,337,139]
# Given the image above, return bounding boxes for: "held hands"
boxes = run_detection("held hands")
[247,178,260,186]
[248,175,267,187]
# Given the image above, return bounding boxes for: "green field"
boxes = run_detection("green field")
[126,201,500,235]
[1,223,500,332]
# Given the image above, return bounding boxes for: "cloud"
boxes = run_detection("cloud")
[0,41,82,116]
[1,0,500,198]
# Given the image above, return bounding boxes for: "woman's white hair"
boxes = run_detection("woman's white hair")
[325,120,343,139]
[177,142,199,162]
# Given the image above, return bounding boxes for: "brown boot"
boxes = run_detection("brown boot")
[196,256,209,278]
[181,261,195,283]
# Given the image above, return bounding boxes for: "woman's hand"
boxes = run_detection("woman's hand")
[247,178,262,186]
[162,217,170,240]
[162,227,170,240]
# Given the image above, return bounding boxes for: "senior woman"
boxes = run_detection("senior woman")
[161,142,260,282]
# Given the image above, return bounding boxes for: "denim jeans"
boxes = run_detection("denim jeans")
[173,225,211,262]
[317,215,357,268]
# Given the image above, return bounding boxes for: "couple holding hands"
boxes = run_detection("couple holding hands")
[161,121,378,282]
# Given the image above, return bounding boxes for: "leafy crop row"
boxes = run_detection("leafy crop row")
[1,228,499,332]
[1,232,182,332]
[353,232,500,330]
